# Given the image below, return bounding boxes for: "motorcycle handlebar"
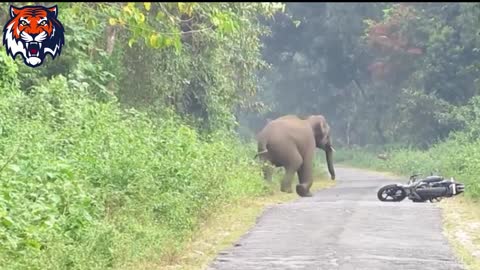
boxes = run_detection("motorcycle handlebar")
[410,173,422,180]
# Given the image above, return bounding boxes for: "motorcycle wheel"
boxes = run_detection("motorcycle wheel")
[377,184,407,202]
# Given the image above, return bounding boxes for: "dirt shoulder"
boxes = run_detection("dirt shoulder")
[128,170,335,270]
[440,197,480,270]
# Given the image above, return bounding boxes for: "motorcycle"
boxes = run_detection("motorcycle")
[377,173,465,203]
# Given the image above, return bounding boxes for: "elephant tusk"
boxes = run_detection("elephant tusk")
[331,146,336,152]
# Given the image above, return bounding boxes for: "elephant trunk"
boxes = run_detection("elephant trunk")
[326,146,335,180]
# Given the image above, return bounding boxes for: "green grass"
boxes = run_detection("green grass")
[440,197,480,270]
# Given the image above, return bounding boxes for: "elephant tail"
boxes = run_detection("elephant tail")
[254,149,268,159]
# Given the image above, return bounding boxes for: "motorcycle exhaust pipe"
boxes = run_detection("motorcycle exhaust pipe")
[450,182,456,195]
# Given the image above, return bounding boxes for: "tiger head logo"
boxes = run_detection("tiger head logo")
[2,5,65,68]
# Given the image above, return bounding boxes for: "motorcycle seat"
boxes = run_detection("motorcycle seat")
[421,176,444,183]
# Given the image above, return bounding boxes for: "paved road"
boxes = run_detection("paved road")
[207,166,464,270]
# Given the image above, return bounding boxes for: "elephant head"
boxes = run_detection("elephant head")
[306,115,336,180]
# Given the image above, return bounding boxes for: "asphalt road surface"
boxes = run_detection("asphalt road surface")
[207,166,464,270]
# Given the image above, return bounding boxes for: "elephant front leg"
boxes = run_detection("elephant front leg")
[280,169,296,193]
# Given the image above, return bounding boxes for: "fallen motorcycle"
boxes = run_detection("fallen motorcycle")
[377,173,465,203]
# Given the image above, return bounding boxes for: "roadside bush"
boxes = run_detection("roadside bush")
[0,75,268,269]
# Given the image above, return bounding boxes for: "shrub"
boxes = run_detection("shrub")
[0,75,268,269]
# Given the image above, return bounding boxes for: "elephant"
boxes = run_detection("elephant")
[254,114,335,197]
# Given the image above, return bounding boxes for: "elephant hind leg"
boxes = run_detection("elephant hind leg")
[295,161,314,197]
[280,152,303,194]
[280,169,296,193]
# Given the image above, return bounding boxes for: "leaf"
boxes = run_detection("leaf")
[178,2,186,13]
[9,164,20,173]
[156,11,165,21]
[1,216,14,228]
[144,2,151,11]
[123,4,133,15]
[211,16,220,26]
[136,13,146,24]
[25,238,42,250]
[108,18,116,26]
[173,37,182,54]
[149,34,160,48]
[46,172,57,180]
[223,20,234,33]
[165,37,173,46]
[186,5,194,17]
[87,19,97,30]
[128,38,136,48]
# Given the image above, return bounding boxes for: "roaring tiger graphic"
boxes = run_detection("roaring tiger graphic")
[2,5,65,68]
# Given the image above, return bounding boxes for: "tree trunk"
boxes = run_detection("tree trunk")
[375,119,386,144]
[346,119,351,146]
[104,25,118,97]
[105,25,117,55]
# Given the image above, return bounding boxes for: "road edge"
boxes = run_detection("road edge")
[438,197,480,270]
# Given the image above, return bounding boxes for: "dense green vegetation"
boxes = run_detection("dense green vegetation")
[0,2,284,269]
[0,71,267,269]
